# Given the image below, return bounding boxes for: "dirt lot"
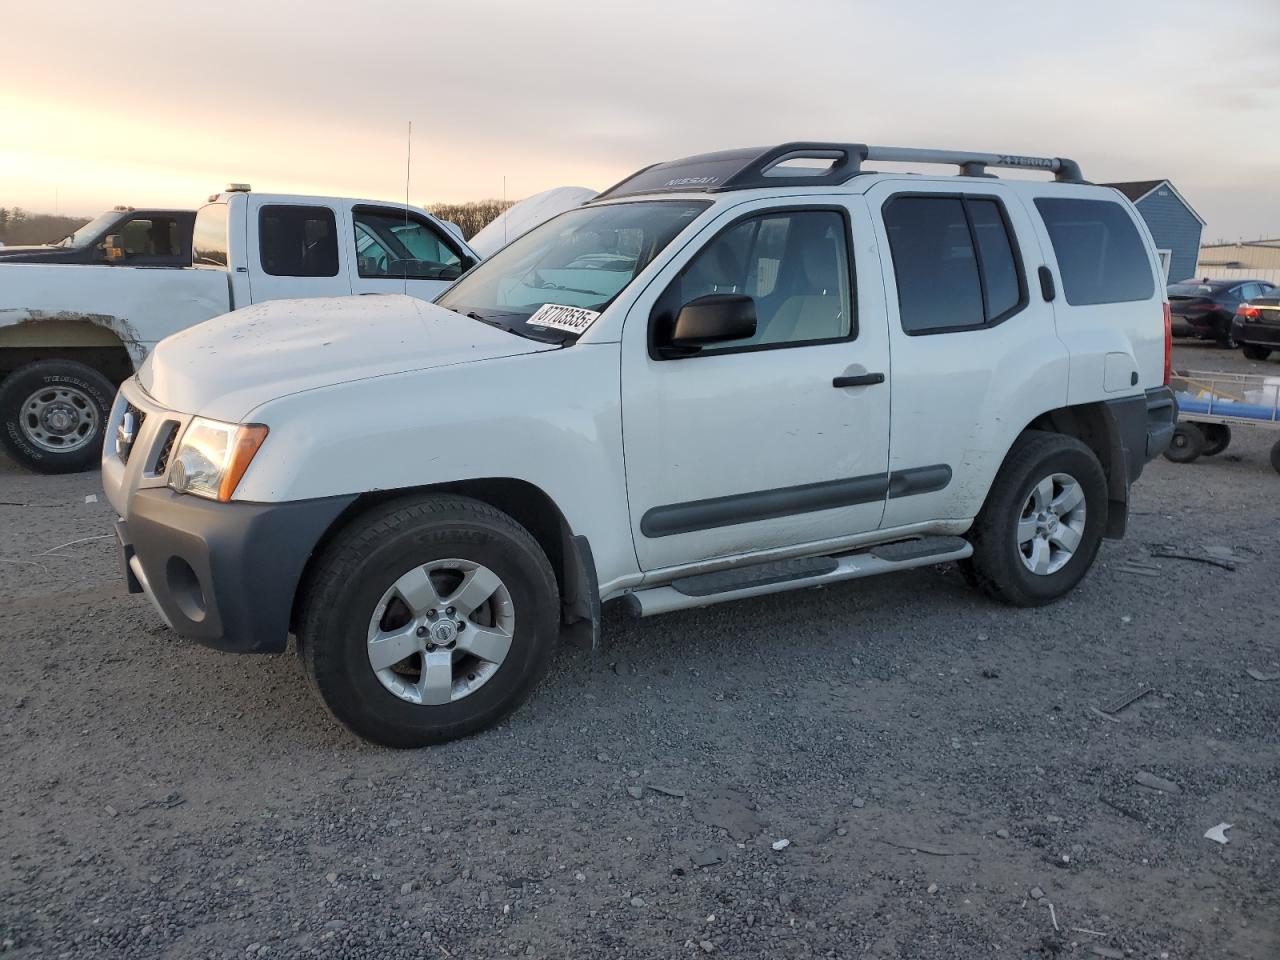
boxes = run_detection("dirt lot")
[1,342,1278,959]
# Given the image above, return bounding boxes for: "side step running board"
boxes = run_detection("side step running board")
[625,536,972,617]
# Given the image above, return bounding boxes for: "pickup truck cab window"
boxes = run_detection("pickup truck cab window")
[353,207,466,281]
[259,204,339,278]
[651,208,854,355]
[437,200,707,340]
[118,216,182,261]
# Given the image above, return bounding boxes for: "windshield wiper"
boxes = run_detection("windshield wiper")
[462,309,571,345]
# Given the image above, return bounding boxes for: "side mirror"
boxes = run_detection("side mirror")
[103,234,127,262]
[668,294,756,352]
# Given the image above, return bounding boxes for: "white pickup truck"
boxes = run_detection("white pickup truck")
[104,142,1178,748]
[1,186,477,473]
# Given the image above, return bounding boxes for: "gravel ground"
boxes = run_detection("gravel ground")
[1,342,1278,959]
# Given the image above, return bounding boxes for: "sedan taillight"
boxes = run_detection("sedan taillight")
[1237,304,1261,321]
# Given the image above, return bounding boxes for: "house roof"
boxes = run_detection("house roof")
[1102,179,1207,226]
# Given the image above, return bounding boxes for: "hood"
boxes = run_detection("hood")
[0,244,63,259]
[140,294,557,421]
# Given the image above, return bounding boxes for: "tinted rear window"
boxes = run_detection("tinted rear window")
[1035,198,1155,306]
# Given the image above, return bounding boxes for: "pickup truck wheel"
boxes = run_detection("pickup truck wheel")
[1242,345,1272,361]
[297,494,559,748]
[0,360,116,474]
[962,431,1107,607]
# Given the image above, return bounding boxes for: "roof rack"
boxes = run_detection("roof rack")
[597,142,1087,199]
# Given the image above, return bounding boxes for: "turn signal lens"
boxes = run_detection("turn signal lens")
[220,425,269,501]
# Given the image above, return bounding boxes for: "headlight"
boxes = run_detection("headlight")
[168,417,269,502]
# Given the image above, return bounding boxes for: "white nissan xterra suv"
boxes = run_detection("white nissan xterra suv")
[102,143,1178,747]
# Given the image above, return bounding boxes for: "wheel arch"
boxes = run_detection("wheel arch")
[1021,401,1132,538]
[0,318,137,385]
[292,477,600,643]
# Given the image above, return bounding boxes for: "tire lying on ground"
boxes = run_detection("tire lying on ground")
[0,360,117,474]
[297,494,560,748]
[961,430,1107,607]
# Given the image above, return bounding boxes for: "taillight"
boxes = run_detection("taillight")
[1163,302,1172,386]
[1237,304,1261,321]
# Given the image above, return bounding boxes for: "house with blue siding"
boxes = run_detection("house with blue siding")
[1103,180,1205,283]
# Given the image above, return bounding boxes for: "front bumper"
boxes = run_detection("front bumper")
[115,487,356,653]
[104,378,356,654]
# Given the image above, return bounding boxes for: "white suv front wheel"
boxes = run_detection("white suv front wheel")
[297,494,559,747]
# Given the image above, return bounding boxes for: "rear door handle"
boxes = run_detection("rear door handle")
[833,373,885,388]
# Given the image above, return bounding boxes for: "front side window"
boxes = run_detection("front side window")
[653,209,853,353]
[259,205,338,278]
[353,208,465,281]
[1034,198,1155,306]
[118,216,181,257]
[437,200,707,341]
[192,203,229,267]
[883,195,1025,335]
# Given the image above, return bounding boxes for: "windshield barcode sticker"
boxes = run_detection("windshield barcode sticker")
[526,303,601,334]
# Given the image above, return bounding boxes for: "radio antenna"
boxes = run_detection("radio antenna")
[403,120,412,296]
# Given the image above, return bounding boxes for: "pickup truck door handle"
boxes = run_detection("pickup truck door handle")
[833,372,885,388]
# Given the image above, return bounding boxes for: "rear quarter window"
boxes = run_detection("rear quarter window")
[1034,198,1155,306]
[192,203,229,267]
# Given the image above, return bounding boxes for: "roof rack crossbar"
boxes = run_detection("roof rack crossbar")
[712,142,1086,192]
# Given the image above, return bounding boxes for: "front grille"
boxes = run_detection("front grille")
[153,422,180,476]
[119,404,147,464]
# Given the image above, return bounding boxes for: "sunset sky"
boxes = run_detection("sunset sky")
[3,0,1277,241]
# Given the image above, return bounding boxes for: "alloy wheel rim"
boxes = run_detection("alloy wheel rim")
[1016,472,1087,576]
[366,559,515,705]
[19,385,99,454]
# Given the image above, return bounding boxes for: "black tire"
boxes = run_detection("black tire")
[1163,424,1205,464]
[961,431,1107,607]
[0,360,116,474]
[1242,344,1272,361]
[1200,423,1232,457]
[1271,440,1280,476]
[297,494,559,748]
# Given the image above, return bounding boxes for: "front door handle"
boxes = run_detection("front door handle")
[833,372,885,388]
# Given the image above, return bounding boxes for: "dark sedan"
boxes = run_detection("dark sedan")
[1168,278,1276,346]
[1232,290,1280,361]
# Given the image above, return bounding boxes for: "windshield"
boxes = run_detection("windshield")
[437,200,708,341]
[54,211,120,249]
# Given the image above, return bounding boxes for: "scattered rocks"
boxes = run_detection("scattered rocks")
[630,896,646,908]
[625,786,644,800]
[995,829,1010,839]
[926,883,938,895]
[1030,887,1045,901]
